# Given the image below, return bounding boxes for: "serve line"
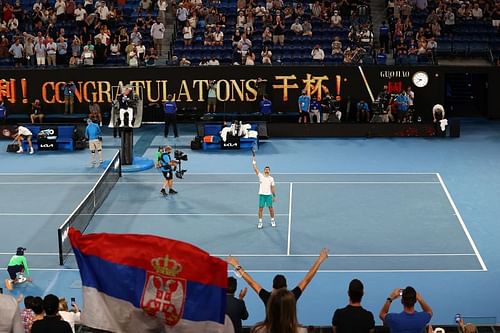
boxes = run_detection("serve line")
[436,173,487,271]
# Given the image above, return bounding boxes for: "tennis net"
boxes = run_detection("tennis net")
[58,151,122,265]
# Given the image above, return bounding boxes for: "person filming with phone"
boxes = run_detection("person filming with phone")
[379,286,433,333]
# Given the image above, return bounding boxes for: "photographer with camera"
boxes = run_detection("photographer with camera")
[159,145,178,196]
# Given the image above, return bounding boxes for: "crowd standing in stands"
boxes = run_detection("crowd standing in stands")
[0,0,169,67]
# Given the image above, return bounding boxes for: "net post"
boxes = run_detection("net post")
[58,228,64,266]
[118,151,122,177]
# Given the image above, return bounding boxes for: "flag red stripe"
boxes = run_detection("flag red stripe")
[69,229,227,288]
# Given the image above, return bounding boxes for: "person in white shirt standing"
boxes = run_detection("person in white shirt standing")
[252,155,276,229]
[150,17,165,56]
[14,125,34,154]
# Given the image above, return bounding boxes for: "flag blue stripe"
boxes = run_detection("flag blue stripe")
[74,248,225,323]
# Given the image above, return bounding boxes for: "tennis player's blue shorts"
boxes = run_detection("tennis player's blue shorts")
[259,195,273,208]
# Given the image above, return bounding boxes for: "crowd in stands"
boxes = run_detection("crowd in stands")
[383,0,500,63]
[0,0,168,68]
[172,0,376,65]
[0,0,497,67]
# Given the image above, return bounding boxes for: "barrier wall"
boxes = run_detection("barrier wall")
[0,66,498,121]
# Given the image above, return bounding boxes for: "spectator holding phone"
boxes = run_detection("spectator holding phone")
[58,297,80,333]
[379,286,432,333]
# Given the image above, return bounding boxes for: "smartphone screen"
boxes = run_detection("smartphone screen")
[455,314,461,323]
[0,287,3,294]
[71,297,76,303]
[399,289,403,296]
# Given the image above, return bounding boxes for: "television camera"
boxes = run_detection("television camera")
[173,150,188,179]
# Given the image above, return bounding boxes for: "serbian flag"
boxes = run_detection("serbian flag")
[69,228,227,333]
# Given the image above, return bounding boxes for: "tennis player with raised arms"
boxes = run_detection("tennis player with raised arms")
[252,152,276,229]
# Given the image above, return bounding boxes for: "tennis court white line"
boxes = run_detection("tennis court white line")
[0,213,290,217]
[0,181,442,185]
[211,253,477,257]
[287,183,293,256]
[0,172,440,176]
[0,252,477,257]
[0,268,485,273]
[436,173,488,271]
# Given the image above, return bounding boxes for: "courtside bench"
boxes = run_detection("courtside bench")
[201,123,258,151]
[21,124,76,151]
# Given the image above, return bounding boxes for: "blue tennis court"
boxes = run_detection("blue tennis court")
[1,120,500,326]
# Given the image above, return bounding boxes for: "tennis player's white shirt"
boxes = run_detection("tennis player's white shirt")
[18,126,32,136]
[258,173,275,195]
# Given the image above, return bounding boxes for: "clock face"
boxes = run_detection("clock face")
[412,71,429,88]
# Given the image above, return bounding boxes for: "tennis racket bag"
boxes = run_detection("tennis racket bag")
[191,136,202,150]
[7,142,19,153]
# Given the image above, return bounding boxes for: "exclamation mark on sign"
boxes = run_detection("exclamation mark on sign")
[21,78,28,103]
[336,75,341,96]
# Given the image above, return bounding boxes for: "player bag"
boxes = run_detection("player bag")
[7,141,19,153]
[191,136,202,150]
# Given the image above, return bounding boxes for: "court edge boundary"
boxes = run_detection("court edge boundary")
[436,173,487,271]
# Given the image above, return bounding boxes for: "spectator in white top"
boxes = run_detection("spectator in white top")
[55,0,66,21]
[138,0,152,14]
[74,4,87,26]
[237,33,252,54]
[472,4,483,19]
[208,56,220,65]
[444,9,455,33]
[7,15,18,31]
[213,26,224,46]
[291,19,303,35]
[0,293,24,332]
[261,46,272,64]
[236,11,246,29]
[179,56,191,66]
[33,0,42,11]
[151,17,165,55]
[330,10,342,28]
[255,5,267,17]
[9,38,23,67]
[311,1,322,18]
[176,3,189,26]
[158,0,168,21]
[331,37,343,54]
[35,40,46,67]
[58,298,81,333]
[360,29,373,45]
[130,26,142,45]
[302,20,313,36]
[96,2,109,24]
[311,44,325,61]
[182,22,193,46]
[46,37,58,66]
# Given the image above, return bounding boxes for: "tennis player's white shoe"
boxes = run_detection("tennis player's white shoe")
[271,219,276,227]
[257,222,263,229]
[29,147,34,154]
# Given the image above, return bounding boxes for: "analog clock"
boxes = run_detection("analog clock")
[412,71,429,88]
